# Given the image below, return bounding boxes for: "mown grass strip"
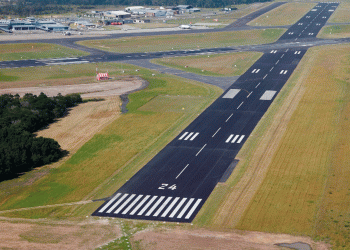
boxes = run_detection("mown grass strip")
[0,43,89,61]
[248,2,316,26]
[318,25,350,39]
[77,29,285,54]
[151,52,262,77]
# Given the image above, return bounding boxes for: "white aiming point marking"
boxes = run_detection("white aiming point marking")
[222,89,240,99]
[260,90,277,101]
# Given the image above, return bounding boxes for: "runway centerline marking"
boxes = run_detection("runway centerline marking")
[225,113,233,122]
[275,60,280,65]
[212,127,221,137]
[247,91,253,98]
[255,82,261,88]
[237,102,244,109]
[176,164,190,179]
[196,144,207,156]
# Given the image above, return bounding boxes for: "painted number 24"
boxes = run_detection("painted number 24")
[158,183,177,190]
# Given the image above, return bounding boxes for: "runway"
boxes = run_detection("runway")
[92,3,339,222]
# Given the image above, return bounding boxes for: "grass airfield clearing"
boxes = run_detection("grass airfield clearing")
[2,2,350,249]
[318,24,350,39]
[77,28,285,54]
[326,2,350,23]
[193,43,350,249]
[248,2,316,26]
[0,62,222,219]
[151,51,263,77]
[0,43,89,61]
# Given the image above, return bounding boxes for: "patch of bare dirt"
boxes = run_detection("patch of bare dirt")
[132,228,329,250]
[0,79,143,98]
[0,218,120,250]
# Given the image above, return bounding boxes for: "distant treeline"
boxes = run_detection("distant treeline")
[0,92,82,181]
[0,0,271,16]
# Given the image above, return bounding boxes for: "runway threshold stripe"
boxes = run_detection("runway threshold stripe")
[130,195,150,215]
[177,198,195,219]
[161,197,180,217]
[138,196,158,216]
[146,196,165,216]
[114,194,136,214]
[98,193,121,213]
[176,164,190,179]
[185,199,202,219]
[153,197,173,217]
[106,193,128,213]
[122,195,143,214]
[169,198,187,218]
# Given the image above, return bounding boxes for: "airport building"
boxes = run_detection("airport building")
[104,11,131,19]
[0,19,69,32]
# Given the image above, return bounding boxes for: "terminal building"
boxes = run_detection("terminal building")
[0,18,69,32]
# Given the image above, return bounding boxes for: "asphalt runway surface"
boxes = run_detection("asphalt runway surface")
[92,3,339,222]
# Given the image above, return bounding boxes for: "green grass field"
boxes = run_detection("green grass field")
[318,25,350,39]
[151,52,262,77]
[249,2,316,26]
[0,63,222,220]
[0,43,89,61]
[77,29,285,54]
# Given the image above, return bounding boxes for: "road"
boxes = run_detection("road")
[91,3,339,222]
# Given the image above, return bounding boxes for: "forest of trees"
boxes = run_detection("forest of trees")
[0,0,271,16]
[0,92,82,181]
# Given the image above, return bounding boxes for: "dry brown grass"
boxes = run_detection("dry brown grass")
[248,2,316,26]
[233,45,350,249]
[327,2,350,23]
[36,97,121,154]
